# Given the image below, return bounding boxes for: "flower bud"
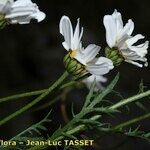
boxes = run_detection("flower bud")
[63,52,87,78]
[105,47,124,66]
[0,13,7,29]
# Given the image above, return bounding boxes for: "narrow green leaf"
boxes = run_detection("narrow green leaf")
[83,78,96,108]
[62,132,77,139]
[89,73,119,108]
[71,103,75,117]
[135,102,148,112]
[37,125,48,131]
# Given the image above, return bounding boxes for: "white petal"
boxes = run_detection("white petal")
[6,11,34,18]
[83,75,107,91]
[81,44,101,63]
[59,16,73,51]
[87,65,110,76]
[5,0,45,24]
[30,11,46,22]
[126,34,144,46]
[6,11,45,24]
[86,57,114,75]
[127,41,149,57]
[95,57,114,70]
[72,18,83,50]
[120,19,134,36]
[95,75,107,83]
[62,42,70,51]
[12,0,32,7]
[144,62,148,67]
[10,17,30,24]
[0,0,9,5]
[125,60,143,67]
[103,15,117,48]
[0,0,13,13]
[117,34,129,49]
[125,53,147,62]
[112,9,123,33]
[137,41,149,49]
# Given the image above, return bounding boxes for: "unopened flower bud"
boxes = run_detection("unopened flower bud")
[0,13,7,29]
[105,47,124,66]
[63,52,87,78]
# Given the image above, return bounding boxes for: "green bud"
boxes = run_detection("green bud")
[63,53,87,78]
[111,55,119,61]
[69,66,77,73]
[63,53,70,63]
[105,47,124,66]
[114,58,124,66]
[0,13,7,29]
[105,47,111,57]
[109,50,118,58]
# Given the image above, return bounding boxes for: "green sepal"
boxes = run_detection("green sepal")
[63,53,87,78]
[0,14,7,29]
[105,47,124,66]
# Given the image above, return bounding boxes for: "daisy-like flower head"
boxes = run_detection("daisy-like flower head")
[83,75,107,91]
[60,16,114,78]
[0,0,45,26]
[103,10,149,67]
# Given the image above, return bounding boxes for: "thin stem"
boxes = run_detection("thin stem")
[65,115,100,135]
[31,86,73,112]
[0,71,69,126]
[31,94,62,112]
[113,112,150,130]
[54,125,85,141]
[0,90,46,103]
[0,73,89,104]
[0,81,76,103]
[109,90,150,110]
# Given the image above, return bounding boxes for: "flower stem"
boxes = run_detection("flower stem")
[0,81,76,103]
[109,90,150,110]
[113,112,150,130]
[0,71,69,126]
[0,90,46,103]
[31,86,73,112]
[0,73,89,104]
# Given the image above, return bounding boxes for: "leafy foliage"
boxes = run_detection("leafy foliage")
[125,128,150,141]
[25,73,120,150]
[135,80,148,112]
[0,111,52,150]
[3,73,150,150]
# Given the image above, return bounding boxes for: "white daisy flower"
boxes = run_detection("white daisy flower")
[83,75,107,91]
[103,10,149,67]
[60,16,114,77]
[0,0,45,24]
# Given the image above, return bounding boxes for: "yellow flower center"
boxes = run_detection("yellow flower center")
[69,50,77,58]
